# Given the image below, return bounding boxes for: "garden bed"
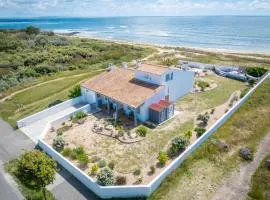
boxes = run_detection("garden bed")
[44,74,246,186]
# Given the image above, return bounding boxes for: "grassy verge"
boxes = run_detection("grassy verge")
[5,159,55,200]
[247,153,270,200]
[149,78,270,200]
[0,70,101,127]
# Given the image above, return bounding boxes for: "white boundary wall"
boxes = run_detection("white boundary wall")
[37,73,269,199]
[17,96,83,128]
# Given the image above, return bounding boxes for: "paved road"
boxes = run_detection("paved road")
[0,118,100,200]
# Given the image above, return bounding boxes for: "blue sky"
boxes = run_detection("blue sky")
[0,0,270,17]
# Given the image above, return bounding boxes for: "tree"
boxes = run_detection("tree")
[68,85,81,98]
[17,150,56,200]
[25,26,40,35]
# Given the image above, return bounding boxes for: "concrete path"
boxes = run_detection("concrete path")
[20,103,88,143]
[0,118,100,200]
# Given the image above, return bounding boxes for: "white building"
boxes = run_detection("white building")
[81,63,194,125]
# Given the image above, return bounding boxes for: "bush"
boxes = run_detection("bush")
[184,130,192,139]
[197,112,210,127]
[195,127,206,137]
[68,85,81,98]
[169,136,190,156]
[62,147,72,157]
[197,80,210,91]
[133,168,141,176]
[90,164,99,175]
[52,136,65,152]
[248,79,256,86]
[97,167,114,186]
[34,65,57,74]
[136,125,148,137]
[246,67,267,77]
[25,26,40,35]
[97,160,106,168]
[157,151,168,166]
[108,161,115,170]
[115,175,127,185]
[74,111,87,120]
[48,100,63,108]
[149,165,156,174]
[77,153,89,166]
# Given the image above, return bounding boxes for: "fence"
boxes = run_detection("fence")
[38,73,269,199]
[17,96,83,128]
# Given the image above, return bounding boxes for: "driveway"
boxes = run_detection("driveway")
[0,118,100,200]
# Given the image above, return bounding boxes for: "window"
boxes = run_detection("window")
[166,74,170,82]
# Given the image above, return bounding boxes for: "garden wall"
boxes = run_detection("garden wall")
[38,73,269,199]
[17,96,84,128]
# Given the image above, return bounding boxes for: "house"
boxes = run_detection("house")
[80,63,194,125]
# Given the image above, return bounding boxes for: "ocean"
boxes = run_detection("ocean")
[1,16,270,53]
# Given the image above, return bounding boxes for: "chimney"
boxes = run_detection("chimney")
[136,60,142,68]
[121,62,128,69]
[108,63,114,71]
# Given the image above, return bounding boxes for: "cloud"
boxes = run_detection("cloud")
[0,0,270,17]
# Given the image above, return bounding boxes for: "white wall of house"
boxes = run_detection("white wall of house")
[136,87,166,122]
[164,69,194,102]
[81,86,97,104]
[135,70,163,85]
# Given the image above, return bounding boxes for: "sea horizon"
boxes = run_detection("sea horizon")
[1,16,270,53]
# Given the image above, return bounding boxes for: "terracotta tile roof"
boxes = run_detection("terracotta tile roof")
[81,68,164,108]
[149,99,173,112]
[137,63,170,75]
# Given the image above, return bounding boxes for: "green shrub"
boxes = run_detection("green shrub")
[77,153,89,166]
[90,164,99,175]
[184,130,192,139]
[136,125,148,137]
[240,88,249,98]
[133,168,141,176]
[246,67,267,77]
[75,111,87,119]
[62,147,72,157]
[52,136,65,152]
[73,146,86,156]
[195,127,206,137]
[97,167,114,186]
[115,176,127,185]
[150,165,156,174]
[34,65,57,74]
[97,160,106,168]
[169,136,190,156]
[157,151,168,166]
[25,26,40,35]
[197,80,210,91]
[108,161,115,170]
[68,85,81,98]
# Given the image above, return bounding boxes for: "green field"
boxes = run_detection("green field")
[0,71,100,127]
[149,78,270,200]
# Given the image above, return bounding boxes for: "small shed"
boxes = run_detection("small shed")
[149,99,174,124]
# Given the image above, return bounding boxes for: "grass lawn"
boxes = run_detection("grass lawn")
[247,153,270,200]
[149,78,270,200]
[5,159,55,200]
[177,74,246,115]
[0,70,101,127]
